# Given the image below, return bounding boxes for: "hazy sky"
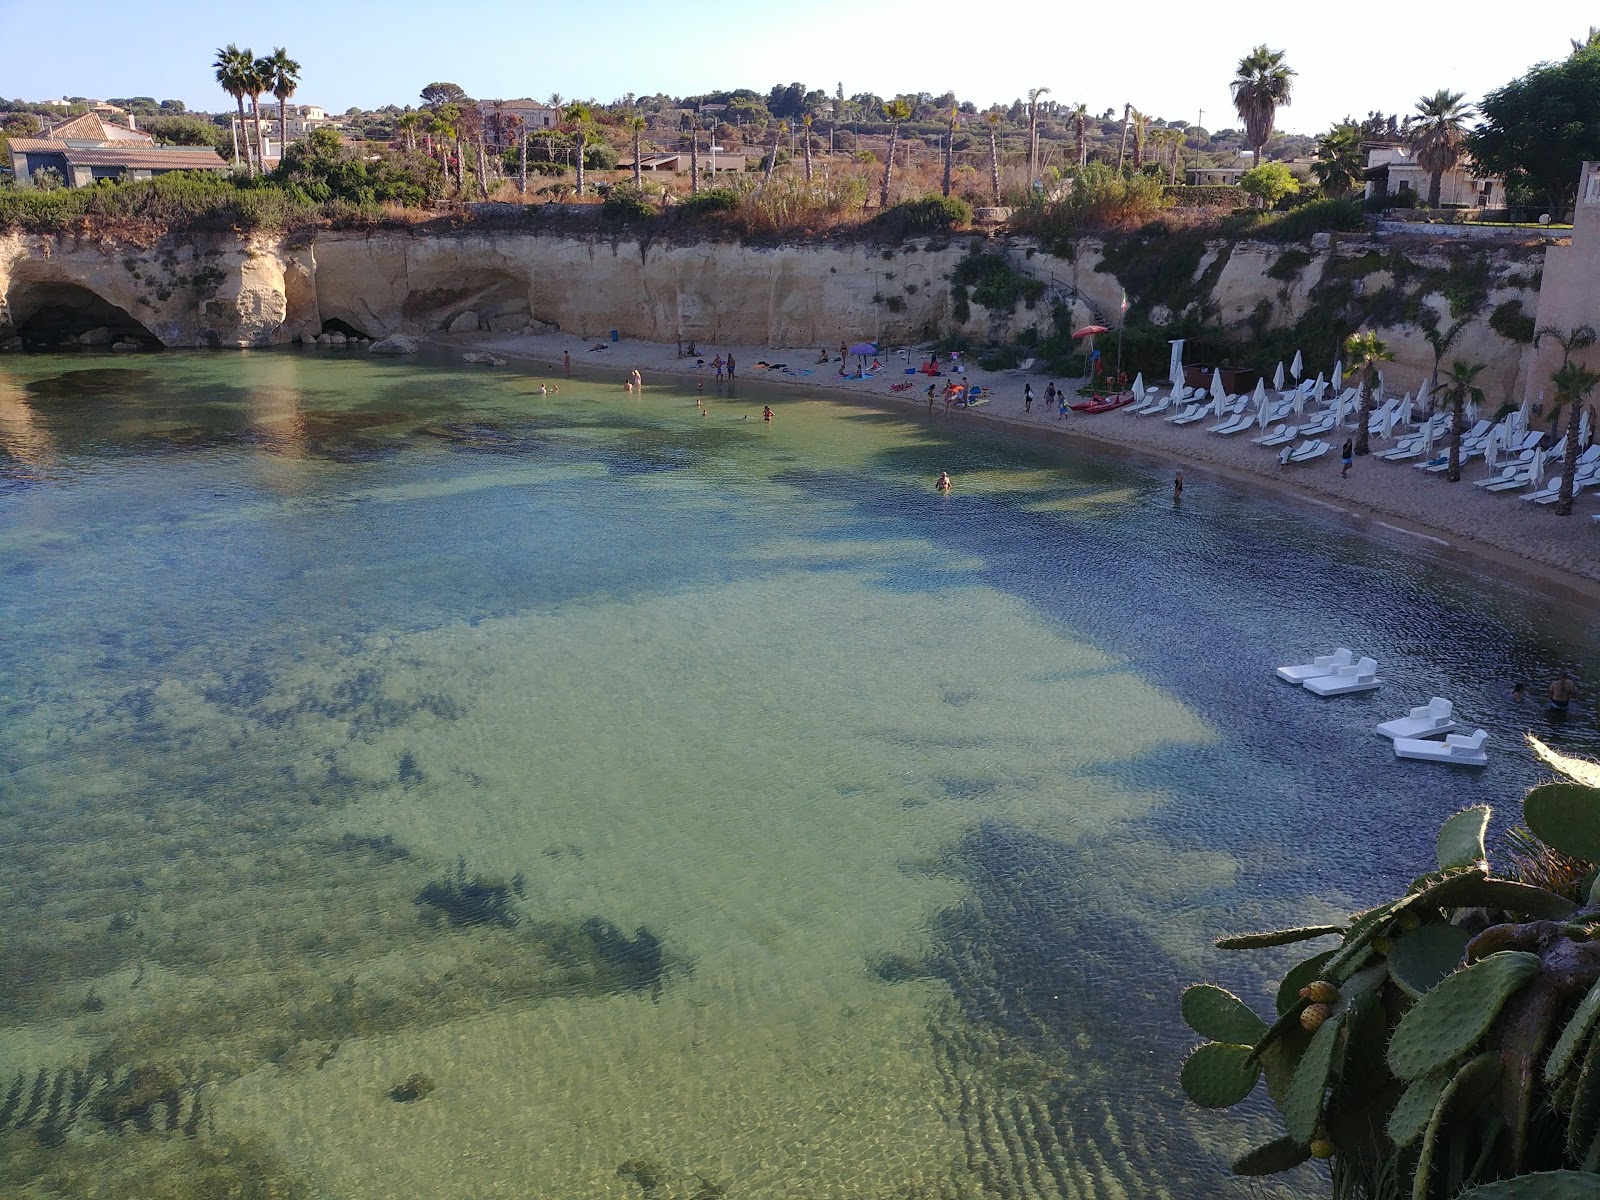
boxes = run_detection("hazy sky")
[7,0,1594,135]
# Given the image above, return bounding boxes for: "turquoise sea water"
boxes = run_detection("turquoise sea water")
[1,350,1597,1199]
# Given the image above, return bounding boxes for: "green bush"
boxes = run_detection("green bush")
[1225,197,1366,241]
[600,183,654,222]
[977,344,1022,370]
[1489,298,1536,343]
[1163,185,1246,208]
[1266,248,1314,281]
[678,187,738,217]
[872,194,973,237]
[1364,189,1418,212]
[951,249,1046,311]
[1009,163,1171,249]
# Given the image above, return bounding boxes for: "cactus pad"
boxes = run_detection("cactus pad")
[1389,1071,1449,1147]
[1456,1170,1600,1198]
[1530,735,1600,789]
[1388,922,1473,998]
[1388,951,1541,1080]
[1181,984,1267,1044]
[1231,1135,1310,1176]
[1215,924,1345,950]
[1414,1053,1502,1200]
[1567,1033,1600,1160]
[1548,977,1600,1086]
[1179,1042,1260,1108]
[1526,783,1600,865]
[1436,805,1491,871]
[1284,1009,1345,1144]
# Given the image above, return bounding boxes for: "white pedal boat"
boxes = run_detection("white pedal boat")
[1304,657,1381,696]
[1376,697,1461,740]
[1393,728,1488,766]
[1276,647,1355,683]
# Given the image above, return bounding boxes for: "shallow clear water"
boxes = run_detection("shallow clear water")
[1,350,1596,1199]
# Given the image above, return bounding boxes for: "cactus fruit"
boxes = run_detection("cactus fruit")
[1284,1010,1345,1144]
[1399,911,1423,932]
[1277,951,1336,1015]
[1300,980,1339,1004]
[1373,935,1393,955]
[1457,1170,1600,1198]
[1300,1003,1332,1031]
[1179,1042,1260,1109]
[1525,783,1600,866]
[1214,925,1346,950]
[1309,1137,1335,1159]
[1436,805,1492,872]
[1180,984,1267,1045]
[1231,1135,1311,1176]
[1389,951,1541,1080]
[1388,922,1473,999]
[1390,1071,1449,1148]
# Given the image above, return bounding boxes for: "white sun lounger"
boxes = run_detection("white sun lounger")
[1393,728,1488,766]
[1253,424,1298,447]
[1289,439,1330,462]
[1376,697,1460,740]
[1483,470,1536,492]
[1297,412,1338,437]
[1275,647,1356,683]
[1165,403,1208,424]
[1304,656,1381,696]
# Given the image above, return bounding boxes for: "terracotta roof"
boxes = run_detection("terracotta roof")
[63,146,228,169]
[6,138,70,153]
[42,112,154,144]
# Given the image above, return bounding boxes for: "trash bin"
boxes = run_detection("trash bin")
[610,329,619,342]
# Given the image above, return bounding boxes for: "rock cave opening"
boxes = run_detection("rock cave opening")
[5,282,162,351]
[400,271,532,333]
[320,318,371,340]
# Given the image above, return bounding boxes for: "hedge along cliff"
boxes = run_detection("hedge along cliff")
[0,226,1549,402]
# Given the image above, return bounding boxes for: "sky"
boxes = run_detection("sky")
[5,0,1595,136]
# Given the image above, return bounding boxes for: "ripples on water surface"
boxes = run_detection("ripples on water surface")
[1,351,1596,1199]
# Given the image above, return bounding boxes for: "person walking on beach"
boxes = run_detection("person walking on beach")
[1045,382,1057,408]
[564,350,571,375]
[1341,438,1354,478]
[726,354,736,379]
[713,355,724,381]
[1024,383,1034,413]
[927,384,936,414]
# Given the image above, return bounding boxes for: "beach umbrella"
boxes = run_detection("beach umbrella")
[1209,368,1227,417]
[1167,339,1185,387]
[1422,414,1435,457]
[1398,394,1413,430]
[1332,360,1343,391]
[1414,376,1430,416]
[1485,427,1500,469]
[1272,361,1285,391]
[1131,372,1145,401]
[1312,372,1328,402]
[1520,392,1534,434]
[1530,447,1547,488]
[1293,386,1305,418]
[1290,349,1304,380]
[1073,325,1110,338]
[848,342,877,356]
[1583,408,1592,449]
[1465,398,1480,425]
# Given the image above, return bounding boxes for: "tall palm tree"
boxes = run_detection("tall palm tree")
[1116,103,1132,173]
[1423,319,1466,396]
[942,105,958,198]
[1536,324,1600,514]
[759,120,786,193]
[266,48,301,156]
[879,97,913,208]
[1573,26,1600,54]
[1437,360,1486,482]
[396,111,422,152]
[564,102,593,197]
[1026,86,1050,180]
[627,113,647,188]
[1131,110,1148,171]
[1410,90,1473,208]
[801,113,814,183]
[1312,121,1363,197]
[212,44,254,174]
[244,54,273,170]
[1345,330,1395,456]
[433,103,463,191]
[985,110,1002,204]
[1552,361,1600,514]
[1231,44,1295,167]
[688,112,700,195]
[1070,103,1089,167]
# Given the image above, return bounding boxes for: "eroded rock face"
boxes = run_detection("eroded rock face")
[0,227,1549,402]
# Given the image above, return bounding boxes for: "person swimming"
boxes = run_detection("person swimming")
[936,470,952,492]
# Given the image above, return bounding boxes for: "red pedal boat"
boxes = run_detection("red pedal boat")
[1071,392,1137,414]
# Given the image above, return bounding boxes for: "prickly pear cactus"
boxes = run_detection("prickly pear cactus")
[1179,744,1600,1198]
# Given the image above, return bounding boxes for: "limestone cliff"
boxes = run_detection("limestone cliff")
[0,225,1551,401]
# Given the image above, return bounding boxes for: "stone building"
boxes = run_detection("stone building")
[8,112,228,188]
[1362,144,1505,208]
[1524,161,1600,402]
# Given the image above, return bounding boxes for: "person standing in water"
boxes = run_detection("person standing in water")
[936,470,952,493]
[1173,470,1184,503]
[1551,670,1578,712]
[762,405,774,422]
[726,353,736,379]
[564,349,571,375]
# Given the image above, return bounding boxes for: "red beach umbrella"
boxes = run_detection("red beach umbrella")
[1072,325,1110,338]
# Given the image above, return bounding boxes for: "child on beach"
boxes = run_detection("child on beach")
[1024,383,1034,413]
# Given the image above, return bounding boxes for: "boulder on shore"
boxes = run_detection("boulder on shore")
[447,311,480,334]
[329,331,348,345]
[368,335,420,355]
[79,327,112,346]
[461,352,507,366]
[110,341,139,353]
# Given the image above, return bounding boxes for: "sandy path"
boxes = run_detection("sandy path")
[441,329,1600,598]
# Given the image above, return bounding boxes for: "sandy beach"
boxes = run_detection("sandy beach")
[443,328,1600,597]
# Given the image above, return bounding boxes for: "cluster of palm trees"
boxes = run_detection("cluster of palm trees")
[212,45,301,176]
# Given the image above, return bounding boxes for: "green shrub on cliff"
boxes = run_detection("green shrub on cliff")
[872,195,972,237]
[0,172,334,233]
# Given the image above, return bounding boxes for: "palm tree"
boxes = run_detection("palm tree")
[1116,103,1132,173]
[1231,44,1295,167]
[759,120,786,193]
[266,48,301,156]
[396,111,422,152]
[1535,324,1600,514]
[1131,110,1148,171]
[564,102,593,197]
[1026,86,1050,180]
[1312,121,1363,197]
[688,112,700,195]
[879,97,913,208]
[942,105,958,198]
[1423,320,1466,397]
[433,103,463,190]
[1552,361,1600,514]
[627,113,647,188]
[801,114,814,183]
[212,44,254,174]
[1070,103,1089,167]
[1437,360,1486,482]
[984,110,1002,204]
[1345,330,1395,456]
[1573,26,1600,54]
[244,54,273,171]
[1410,90,1473,208]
